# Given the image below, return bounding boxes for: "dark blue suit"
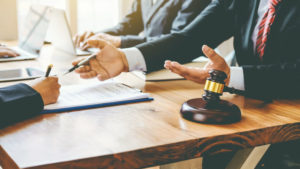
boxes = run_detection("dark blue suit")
[103,0,211,48]
[0,84,43,128]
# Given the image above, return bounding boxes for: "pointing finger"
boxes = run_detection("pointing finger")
[202,45,221,63]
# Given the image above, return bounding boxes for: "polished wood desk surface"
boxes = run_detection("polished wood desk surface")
[1,42,300,169]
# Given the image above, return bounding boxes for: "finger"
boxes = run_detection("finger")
[89,59,110,80]
[164,60,172,69]
[77,32,87,47]
[48,76,59,82]
[167,62,191,77]
[87,39,108,49]
[84,32,93,40]
[75,34,83,48]
[80,71,98,79]
[74,35,80,47]
[0,51,18,57]
[75,65,91,73]
[5,48,20,56]
[202,45,221,63]
[72,58,85,66]
[97,74,110,81]
[81,42,91,51]
[168,62,205,80]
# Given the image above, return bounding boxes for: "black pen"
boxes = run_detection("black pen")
[63,54,97,75]
[45,64,53,77]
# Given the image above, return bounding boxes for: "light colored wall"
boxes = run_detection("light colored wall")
[65,0,77,35]
[0,0,140,40]
[0,0,18,40]
[119,0,134,19]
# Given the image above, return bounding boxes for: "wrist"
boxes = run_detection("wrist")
[119,49,129,72]
[228,67,245,91]
[115,37,121,48]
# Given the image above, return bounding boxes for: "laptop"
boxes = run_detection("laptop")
[48,8,92,56]
[0,5,51,62]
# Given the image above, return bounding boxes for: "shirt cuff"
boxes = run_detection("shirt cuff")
[228,67,245,91]
[122,48,147,72]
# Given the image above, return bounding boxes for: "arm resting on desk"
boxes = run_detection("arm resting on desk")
[0,83,44,128]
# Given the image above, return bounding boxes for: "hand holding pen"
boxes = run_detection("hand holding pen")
[64,54,97,75]
[69,39,129,81]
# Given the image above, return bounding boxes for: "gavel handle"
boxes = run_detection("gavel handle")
[224,86,272,102]
[224,86,246,96]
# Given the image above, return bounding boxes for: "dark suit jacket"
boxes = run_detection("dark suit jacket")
[103,0,211,48]
[0,84,44,128]
[136,0,300,99]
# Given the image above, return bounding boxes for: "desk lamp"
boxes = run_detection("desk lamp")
[180,70,243,124]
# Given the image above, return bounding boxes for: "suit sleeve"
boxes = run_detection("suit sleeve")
[144,0,212,45]
[242,60,300,99]
[169,0,211,33]
[136,0,235,72]
[0,83,44,128]
[101,0,145,48]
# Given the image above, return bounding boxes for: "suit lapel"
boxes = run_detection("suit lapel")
[141,0,152,23]
[145,0,167,25]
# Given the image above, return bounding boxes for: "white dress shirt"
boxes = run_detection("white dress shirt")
[122,0,269,91]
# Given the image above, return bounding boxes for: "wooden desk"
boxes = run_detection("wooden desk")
[1,43,300,169]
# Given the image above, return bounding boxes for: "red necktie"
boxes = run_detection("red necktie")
[256,0,282,60]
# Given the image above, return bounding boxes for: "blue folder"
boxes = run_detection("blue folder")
[41,97,154,114]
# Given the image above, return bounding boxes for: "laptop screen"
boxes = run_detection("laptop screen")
[18,5,51,55]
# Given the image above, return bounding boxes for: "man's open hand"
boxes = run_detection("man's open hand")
[164,45,231,85]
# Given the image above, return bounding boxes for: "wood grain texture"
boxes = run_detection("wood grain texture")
[1,41,300,169]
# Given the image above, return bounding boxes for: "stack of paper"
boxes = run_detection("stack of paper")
[43,82,152,114]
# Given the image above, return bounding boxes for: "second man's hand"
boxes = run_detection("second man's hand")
[81,33,121,50]
[72,39,129,81]
[73,31,122,50]
[164,45,231,86]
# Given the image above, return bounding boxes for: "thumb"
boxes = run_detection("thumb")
[202,45,221,63]
[87,39,108,49]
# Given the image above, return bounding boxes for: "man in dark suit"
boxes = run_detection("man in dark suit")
[0,47,61,128]
[73,0,300,100]
[74,0,211,49]
[72,0,300,168]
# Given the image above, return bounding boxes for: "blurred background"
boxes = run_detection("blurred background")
[0,0,134,40]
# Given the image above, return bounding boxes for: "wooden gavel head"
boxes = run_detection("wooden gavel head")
[202,70,227,102]
[180,70,242,124]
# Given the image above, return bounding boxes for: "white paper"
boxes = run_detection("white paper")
[44,82,149,110]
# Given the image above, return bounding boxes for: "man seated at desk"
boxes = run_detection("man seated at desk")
[0,47,61,128]
[74,0,211,50]
[71,0,300,168]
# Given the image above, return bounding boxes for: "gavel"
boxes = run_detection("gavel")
[180,70,243,124]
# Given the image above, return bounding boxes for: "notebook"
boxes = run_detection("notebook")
[43,82,153,114]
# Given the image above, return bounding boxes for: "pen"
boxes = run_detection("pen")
[45,64,53,77]
[63,54,97,75]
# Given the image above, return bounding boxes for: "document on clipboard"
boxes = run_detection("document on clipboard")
[43,82,153,114]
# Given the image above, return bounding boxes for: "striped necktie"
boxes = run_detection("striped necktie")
[256,0,282,60]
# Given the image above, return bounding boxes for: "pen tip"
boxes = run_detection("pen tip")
[49,64,53,68]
